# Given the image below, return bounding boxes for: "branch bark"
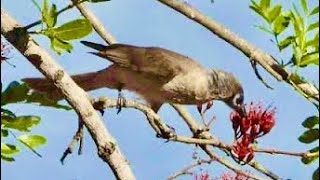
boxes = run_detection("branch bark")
[1,9,135,180]
[157,0,319,102]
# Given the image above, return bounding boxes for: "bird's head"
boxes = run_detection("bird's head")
[209,70,246,116]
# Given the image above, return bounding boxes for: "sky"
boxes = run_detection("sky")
[1,0,319,180]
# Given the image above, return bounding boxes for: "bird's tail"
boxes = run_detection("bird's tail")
[22,69,112,101]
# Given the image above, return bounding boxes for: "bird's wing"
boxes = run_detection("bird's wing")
[94,43,204,81]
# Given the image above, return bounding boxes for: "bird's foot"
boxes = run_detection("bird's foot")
[116,91,126,114]
[156,123,177,141]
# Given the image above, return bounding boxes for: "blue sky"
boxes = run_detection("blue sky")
[1,0,319,179]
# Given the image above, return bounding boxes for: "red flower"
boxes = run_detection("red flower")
[215,171,250,180]
[194,172,211,180]
[231,135,254,163]
[230,102,276,139]
[230,102,276,163]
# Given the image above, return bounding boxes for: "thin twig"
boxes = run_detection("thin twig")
[60,118,85,164]
[167,159,214,180]
[72,0,117,45]
[24,0,85,30]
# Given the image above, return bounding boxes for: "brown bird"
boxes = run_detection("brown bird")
[22,41,246,115]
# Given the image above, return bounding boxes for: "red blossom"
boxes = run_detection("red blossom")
[229,102,276,163]
[214,171,250,180]
[194,171,212,180]
[231,135,254,163]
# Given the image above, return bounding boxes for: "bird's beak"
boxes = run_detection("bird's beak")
[237,105,247,117]
[80,41,108,51]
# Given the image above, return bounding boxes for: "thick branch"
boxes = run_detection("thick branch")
[1,9,135,180]
[157,0,319,102]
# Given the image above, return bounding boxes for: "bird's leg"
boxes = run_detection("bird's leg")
[203,101,213,114]
[116,86,126,114]
[197,101,214,131]
[197,103,203,115]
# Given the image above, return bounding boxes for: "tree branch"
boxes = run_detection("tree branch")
[167,159,213,180]
[72,0,117,45]
[157,0,319,102]
[1,9,135,180]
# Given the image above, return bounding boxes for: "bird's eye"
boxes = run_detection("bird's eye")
[233,93,243,105]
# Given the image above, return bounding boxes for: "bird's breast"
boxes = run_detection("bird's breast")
[161,70,213,104]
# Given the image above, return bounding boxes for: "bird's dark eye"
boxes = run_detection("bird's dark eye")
[233,93,243,105]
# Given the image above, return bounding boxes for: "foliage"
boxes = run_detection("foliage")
[2,0,110,163]
[31,0,93,54]
[250,0,319,67]
[250,0,319,179]
[1,83,47,162]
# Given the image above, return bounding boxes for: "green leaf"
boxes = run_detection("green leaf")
[291,10,304,36]
[310,146,320,153]
[307,22,319,32]
[254,25,273,34]
[309,6,319,16]
[302,116,320,129]
[268,5,282,23]
[31,0,41,12]
[273,14,290,35]
[298,128,319,144]
[293,45,303,65]
[18,135,46,149]
[300,0,308,14]
[1,143,20,155]
[302,153,319,164]
[47,4,57,28]
[279,36,294,51]
[299,51,319,66]
[1,129,9,137]
[1,116,41,132]
[54,19,92,41]
[1,81,29,105]
[41,0,49,26]
[313,168,319,180]
[50,37,73,55]
[260,0,270,12]
[302,147,319,165]
[250,5,267,20]
[1,108,16,118]
[306,31,319,50]
[250,0,259,9]
[1,154,15,162]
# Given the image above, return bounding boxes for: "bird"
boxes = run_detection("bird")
[22,41,246,116]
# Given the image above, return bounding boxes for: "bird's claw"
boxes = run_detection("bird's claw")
[157,123,177,141]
